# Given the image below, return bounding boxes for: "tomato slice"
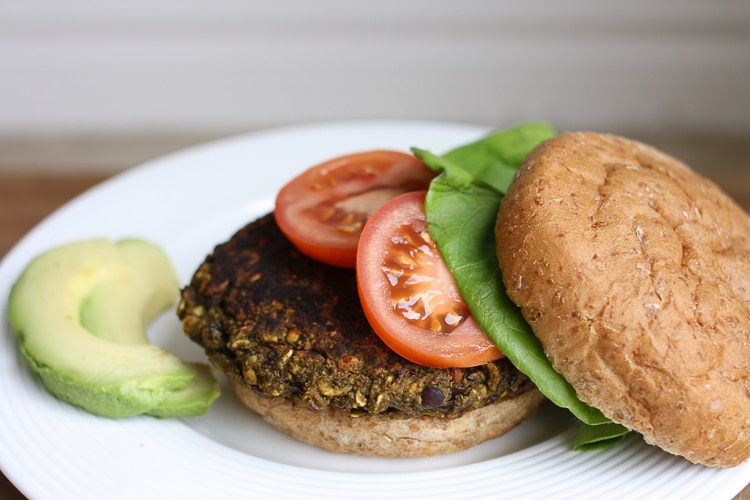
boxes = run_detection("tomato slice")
[356,190,503,368]
[274,150,435,268]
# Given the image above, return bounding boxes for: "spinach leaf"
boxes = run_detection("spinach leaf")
[412,123,630,446]
[574,422,629,451]
[440,122,556,193]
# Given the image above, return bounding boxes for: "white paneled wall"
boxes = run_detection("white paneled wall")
[1,0,750,137]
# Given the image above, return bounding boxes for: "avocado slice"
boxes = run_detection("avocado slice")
[8,238,219,418]
[147,362,220,418]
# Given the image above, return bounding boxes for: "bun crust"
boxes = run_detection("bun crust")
[496,132,750,468]
[231,380,545,458]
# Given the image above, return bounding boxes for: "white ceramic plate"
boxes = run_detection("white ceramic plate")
[1,121,749,500]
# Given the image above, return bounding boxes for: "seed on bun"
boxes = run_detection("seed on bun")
[496,132,750,468]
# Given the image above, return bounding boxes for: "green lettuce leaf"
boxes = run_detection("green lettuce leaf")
[441,121,557,193]
[574,422,629,451]
[412,123,629,448]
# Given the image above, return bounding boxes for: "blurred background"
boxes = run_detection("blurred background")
[1,0,749,174]
[1,0,750,251]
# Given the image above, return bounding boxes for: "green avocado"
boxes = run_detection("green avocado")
[8,238,219,418]
[147,362,220,418]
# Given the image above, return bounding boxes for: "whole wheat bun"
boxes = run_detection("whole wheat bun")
[230,380,545,457]
[496,132,750,468]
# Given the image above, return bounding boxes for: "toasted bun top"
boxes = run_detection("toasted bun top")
[496,131,750,468]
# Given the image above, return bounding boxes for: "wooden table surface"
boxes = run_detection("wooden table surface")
[1,171,750,499]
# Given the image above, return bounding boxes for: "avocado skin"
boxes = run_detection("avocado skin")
[20,350,194,417]
[8,238,219,418]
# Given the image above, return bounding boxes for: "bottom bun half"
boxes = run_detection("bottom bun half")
[231,380,546,458]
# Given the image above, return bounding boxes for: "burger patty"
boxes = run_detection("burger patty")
[178,213,537,419]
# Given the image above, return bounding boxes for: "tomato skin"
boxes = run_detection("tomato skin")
[356,191,503,368]
[274,150,435,268]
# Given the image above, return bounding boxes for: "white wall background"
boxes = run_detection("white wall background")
[2,0,749,140]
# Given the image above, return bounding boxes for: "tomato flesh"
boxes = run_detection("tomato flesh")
[356,191,503,368]
[275,150,435,268]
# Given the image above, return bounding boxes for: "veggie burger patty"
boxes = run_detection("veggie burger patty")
[178,213,544,456]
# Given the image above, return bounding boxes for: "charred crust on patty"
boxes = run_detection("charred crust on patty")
[178,213,537,420]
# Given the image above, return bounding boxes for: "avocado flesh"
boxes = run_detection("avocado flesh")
[9,238,218,418]
[79,239,176,345]
[147,362,220,418]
